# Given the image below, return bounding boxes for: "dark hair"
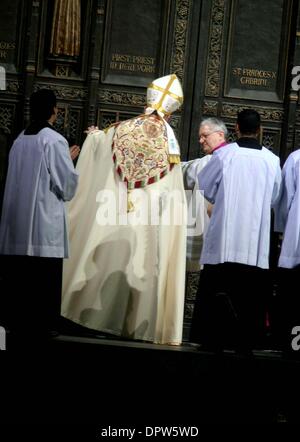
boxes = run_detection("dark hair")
[237,109,261,135]
[30,89,57,121]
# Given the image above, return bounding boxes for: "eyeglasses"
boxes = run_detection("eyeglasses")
[199,130,220,140]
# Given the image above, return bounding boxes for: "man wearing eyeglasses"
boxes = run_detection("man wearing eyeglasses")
[182,118,228,271]
[190,109,282,354]
[198,117,228,156]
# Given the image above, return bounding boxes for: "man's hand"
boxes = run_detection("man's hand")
[69,145,80,160]
[207,203,213,218]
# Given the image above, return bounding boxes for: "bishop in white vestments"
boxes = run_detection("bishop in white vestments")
[62,74,187,345]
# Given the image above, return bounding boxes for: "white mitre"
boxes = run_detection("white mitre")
[146,73,183,117]
[145,74,183,163]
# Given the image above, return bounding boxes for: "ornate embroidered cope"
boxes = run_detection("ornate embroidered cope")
[112,115,173,191]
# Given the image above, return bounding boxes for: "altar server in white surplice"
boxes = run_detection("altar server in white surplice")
[0,89,78,339]
[190,109,282,353]
[274,148,300,350]
[275,149,300,269]
[62,74,187,345]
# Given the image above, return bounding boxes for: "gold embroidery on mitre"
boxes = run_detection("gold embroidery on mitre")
[147,74,183,116]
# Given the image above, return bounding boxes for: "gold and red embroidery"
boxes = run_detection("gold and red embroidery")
[112,114,173,190]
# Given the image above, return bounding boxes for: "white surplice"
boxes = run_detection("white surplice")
[274,148,300,268]
[62,127,187,344]
[198,142,282,269]
[0,128,78,258]
[182,155,211,271]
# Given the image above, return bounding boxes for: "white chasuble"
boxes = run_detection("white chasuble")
[62,126,187,344]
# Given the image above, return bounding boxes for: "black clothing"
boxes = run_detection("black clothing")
[190,263,272,352]
[237,137,262,150]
